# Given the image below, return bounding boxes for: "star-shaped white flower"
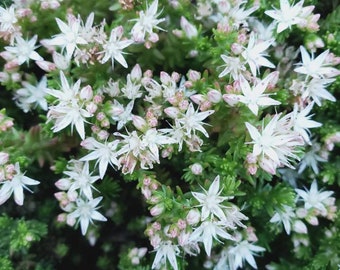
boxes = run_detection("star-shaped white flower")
[237,73,281,115]
[265,0,304,33]
[189,220,234,257]
[302,78,336,106]
[99,26,133,68]
[80,137,120,179]
[0,5,17,32]
[5,35,43,65]
[270,205,296,235]
[294,46,340,78]
[192,175,229,221]
[0,163,40,206]
[229,240,265,269]
[219,55,246,80]
[295,180,334,214]
[45,17,87,59]
[151,241,180,270]
[68,196,107,235]
[241,32,275,77]
[176,103,214,138]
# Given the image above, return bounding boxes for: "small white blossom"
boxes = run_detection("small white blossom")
[99,26,133,68]
[302,78,336,106]
[265,0,304,33]
[228,240,265,269]
[295,180,334,214]
[5,35,43,65]
[0,163,40,206]
[68,196,107,235]
[151,241,180,270]
[270,205,296,234]
[219,55,246,80]
[298,143,326,174]
[110,100,134,130]
[294,46,340,78]
[14,76,49,112]
[241,32,275,77]
[192,175,229,221]
[0,5,17,33]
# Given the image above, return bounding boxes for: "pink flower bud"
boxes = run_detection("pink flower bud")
[306,215,319,226]
[66,214,76,226]
[247,164,257,175]
[164,107,180,118]
[191,163,203,175]
[148,32,159,43]
[152,222,161,231]
[57,213,67,223]
[171,72,180,82]
[150,204,164,216]
[98,130,109,140]
[223,94,240,106]
[160,71,172,85]
[55,178,72,190]
[86,102,97,114]
[143,177,152,186]
[96,112,106,121]
[180,16,198,39]
[231,43,243,55]
[131,64,142,81]
[293,220,308,234]
[207,89,222,103]
[0,152,9,165]
[141,187,151,199]
[186,209,200,225]
[177,219,187,230]
[80,85,93,100]
[67,190,78,201]
[54,191,66,201]
[296,208,307,218]
[35,60,56,72]
[132,115,147,131]
[190,94,205,105]
[187,70,201,82]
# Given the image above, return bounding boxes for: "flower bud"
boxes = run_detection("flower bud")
[131,64,142,81]
[187,70,201,82]
[55,178,72,190]
[186,209,200,225]
[164,107,180,118]
[223,94,240,106]
[180,16,198,39]
[191,163,203,175]
[80,85,93,100]
[132,115,148,131]
[150,204,164,216]
[207,89,222,103]
[0,152,9,165]
[293,220,308,234]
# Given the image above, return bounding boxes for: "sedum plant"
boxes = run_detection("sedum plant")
[0,0,339,269]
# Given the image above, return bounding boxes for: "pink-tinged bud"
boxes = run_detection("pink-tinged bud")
[293,220,308,234]
[131,257,140,265]
[54,191,66,201]
[179,100,189,111]
[0,72,10,83]
[52,52,70,70]
[148,32,159,43]
[231,43,243,55]
[17,8,33,18]
[172,29,183,38]
[223,94,240,106]
[150,234,161,248]
[259,158,277,175]
[55,178,72,190]
[5,164,15,175]
[150,182,158,190]
[145,41,152,49]
[171,72,180,82]
[149,194,161,204]
[0,152,9,165]
[200,100,212,111]
[191,163,203,175]
[247,164,257,175]
[267,71,280,90]
[80,85,93,100]
[178,231,191,246]
[141,187,151,199]
[207,89,222,103]
[0,51,14,61]
[86,102,97,114]
[180,16,198,39]
[152,222,161,231]
[187,70,201,82]
[132,115,147,131]
[306,215,319,226]
[110,105,124,116]
[131,64,142,81]
[67,190,78,201]
[80,138,96,149]
[160,71,172,85]
[11,73,21,82]
[93,95,103,104]
[188,50,198,58]
[184,81,193,88]
[96,112,106,121]
[296,208,307,218]
[5,60,19,70]
[246,153,257,164]
[35,60,56,72]
[164,107,180,118]
[150,204,164,216]
[177,219,187,230]
[144,69,153,78]
[143,177,152,186]
[186,209,200,225]
[246,226,258,242]
[190,94,205,105]
[98,130,109,140]
[66,214,76,226]
[57,213,67,223]
[101,119,110,128]
[238,33,247,44]
[168,226,179,238]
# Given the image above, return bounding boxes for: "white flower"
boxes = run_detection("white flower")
[44,16,87,59]
[131,0,165,42]
[68,196,107,235]
[14,76,49,112]
[192,175,229,221]
[219,55,246,80]
[151,241,180,270]
[236,73,281,115]
[302,78,336,106]
[64,161,100,200]
[295,180,334,214]
[99,26,133,68]
[189,220,234,257]
[176,103,214,138]
[294,46,340,78]
[110,100,134,130]
[270,205,296,235]
[5,35,43,65]
[298,143,326,174]
[265,0,304,33]
[0,5,17,32]
[228,240,265,269]
[80,137,120,179]
[229,2,259,29]
[0,163,40,206]
[241,32,275,77]
[288,102,322,144]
